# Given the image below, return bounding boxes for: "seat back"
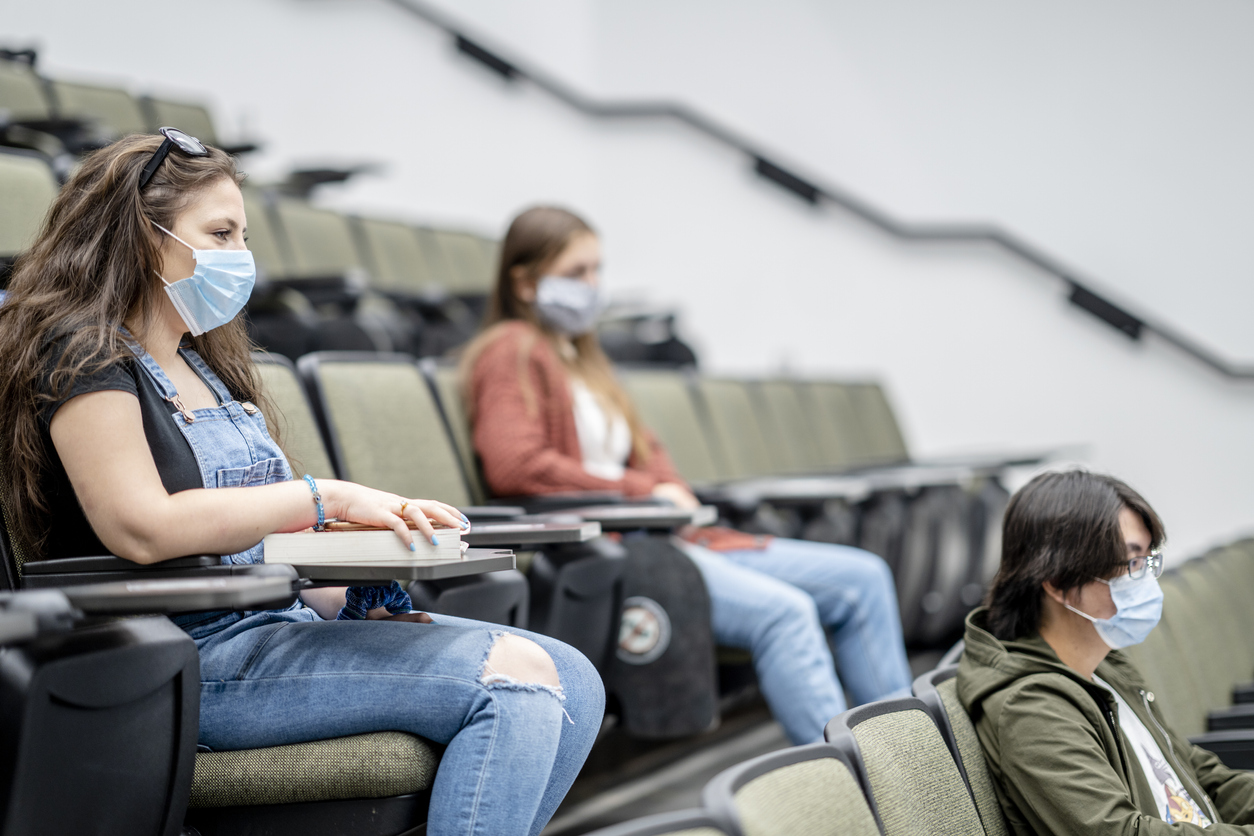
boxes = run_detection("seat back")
[1121,606,1201,735]
[913,667,1010,836]
[432,230,494,296]
[0,58,52,122]
[796,381,857,471]
[141,96,218,145]
[843,383,910,466]
[240,187,292,280]
[354,217,440,296]
[825,698,985,836]
[619,367,725,486]
[1151,569,1216,736]
[271,199,365,282]
[0,149,59,263]
[422,360,487,505]
[297,352,472,506]
[49,79,147,138]
[703,742,882,836]
[693,379,775,481]
[752,380,823,476]
[252,353,337,480]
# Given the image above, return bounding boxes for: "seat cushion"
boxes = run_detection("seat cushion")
[191,731,439,808]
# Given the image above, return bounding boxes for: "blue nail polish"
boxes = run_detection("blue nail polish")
[430,534,439,546]
[408,542,417,552]
[460,514,469,522]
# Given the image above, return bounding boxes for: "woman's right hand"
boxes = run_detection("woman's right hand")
[651,481,701,511]
[319,480,470,550]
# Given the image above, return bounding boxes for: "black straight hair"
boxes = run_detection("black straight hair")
[985,470,1165,641]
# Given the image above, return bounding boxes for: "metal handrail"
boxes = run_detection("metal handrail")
[386,0,1254,380]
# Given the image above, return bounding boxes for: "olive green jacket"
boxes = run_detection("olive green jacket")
[957,607,1254,835]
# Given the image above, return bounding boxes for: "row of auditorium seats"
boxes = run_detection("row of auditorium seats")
[621,366,1010,647]
[256,349,1006,650]
[0,49,241,166]
[583,536,1254,835]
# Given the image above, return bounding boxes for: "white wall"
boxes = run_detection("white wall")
[3,0,1253,558]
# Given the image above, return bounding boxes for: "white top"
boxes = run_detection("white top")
[570,379,632,481]
[1093,675,1213,826]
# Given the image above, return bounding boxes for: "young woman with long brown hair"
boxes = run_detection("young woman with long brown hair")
[0,133,602,836]
[463,205,913,744]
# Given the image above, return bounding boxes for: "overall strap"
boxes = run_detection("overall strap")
[120,331,182,401]
[178,346,233,405]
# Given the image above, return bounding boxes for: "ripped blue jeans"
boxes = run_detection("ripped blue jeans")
[194,608,603,836]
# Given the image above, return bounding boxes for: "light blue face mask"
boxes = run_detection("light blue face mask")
[1065,572,1164,649]
[153,222,256,337]
[534,275,604,336]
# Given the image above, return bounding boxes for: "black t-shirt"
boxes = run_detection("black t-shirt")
[37,338,202,559]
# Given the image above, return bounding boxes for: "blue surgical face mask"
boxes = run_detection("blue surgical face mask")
[153,222,256,337]
[534,275,603,336]
[1065,573,1164,649]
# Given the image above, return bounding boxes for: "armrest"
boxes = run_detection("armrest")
[462,521,600,548]
[1189,730,1254,770]
[1232,681,1254,704]
[495,491,624,514]
[22,554,221,575]
[59,564,300,615]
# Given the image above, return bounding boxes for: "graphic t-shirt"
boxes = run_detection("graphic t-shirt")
[1094,676,1214,826]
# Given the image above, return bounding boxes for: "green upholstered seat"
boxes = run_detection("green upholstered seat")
[190,731,437,808]
[0,59,52,122]
[703,742,880,836]
[432,230,494,295]
[141,96,218,145]
[843,383,910,467]
[240,188,292,280]
[252,355,337,481]
[298,354,473,506]
[426,361,487,505]
[354,217,441,296]
[0,150,59,260]
[828,698,984,836]
[751,380,824,476]
[50,79,147,138]
[693,379,776,481]
[619,368,725,487]
[796,381,859,472]
[934,675,1009,836]
[272,199,365,282]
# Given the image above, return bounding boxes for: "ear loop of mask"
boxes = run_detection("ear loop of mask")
[151,222,195,287]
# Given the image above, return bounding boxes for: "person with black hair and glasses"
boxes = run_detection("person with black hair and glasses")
[958,469,1254,835]
[0,131,602,836]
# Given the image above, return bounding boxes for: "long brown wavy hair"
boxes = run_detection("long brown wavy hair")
[0,134,266,555]
[460,205,652,462]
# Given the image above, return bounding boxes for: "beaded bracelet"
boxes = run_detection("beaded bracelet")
[303,474,326,531]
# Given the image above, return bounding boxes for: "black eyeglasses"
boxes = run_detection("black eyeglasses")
[1124,548,1164,581]
[137,127,208,190]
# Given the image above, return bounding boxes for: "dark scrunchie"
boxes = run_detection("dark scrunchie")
[337,581,413,620]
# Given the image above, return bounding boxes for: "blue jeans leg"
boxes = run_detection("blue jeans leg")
[720,538,913,705]
[681,543,845,744]
[433,614,605,836]
[194,609,603,836]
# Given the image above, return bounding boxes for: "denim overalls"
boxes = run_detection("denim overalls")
[125,343,604,835]
[127,341,312,637]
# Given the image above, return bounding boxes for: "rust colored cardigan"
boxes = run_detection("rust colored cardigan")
[469,321,682,498]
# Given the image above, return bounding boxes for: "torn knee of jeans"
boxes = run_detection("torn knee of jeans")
[480,631,564,699]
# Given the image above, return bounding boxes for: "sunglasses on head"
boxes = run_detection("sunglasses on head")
[137,127,208,190]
